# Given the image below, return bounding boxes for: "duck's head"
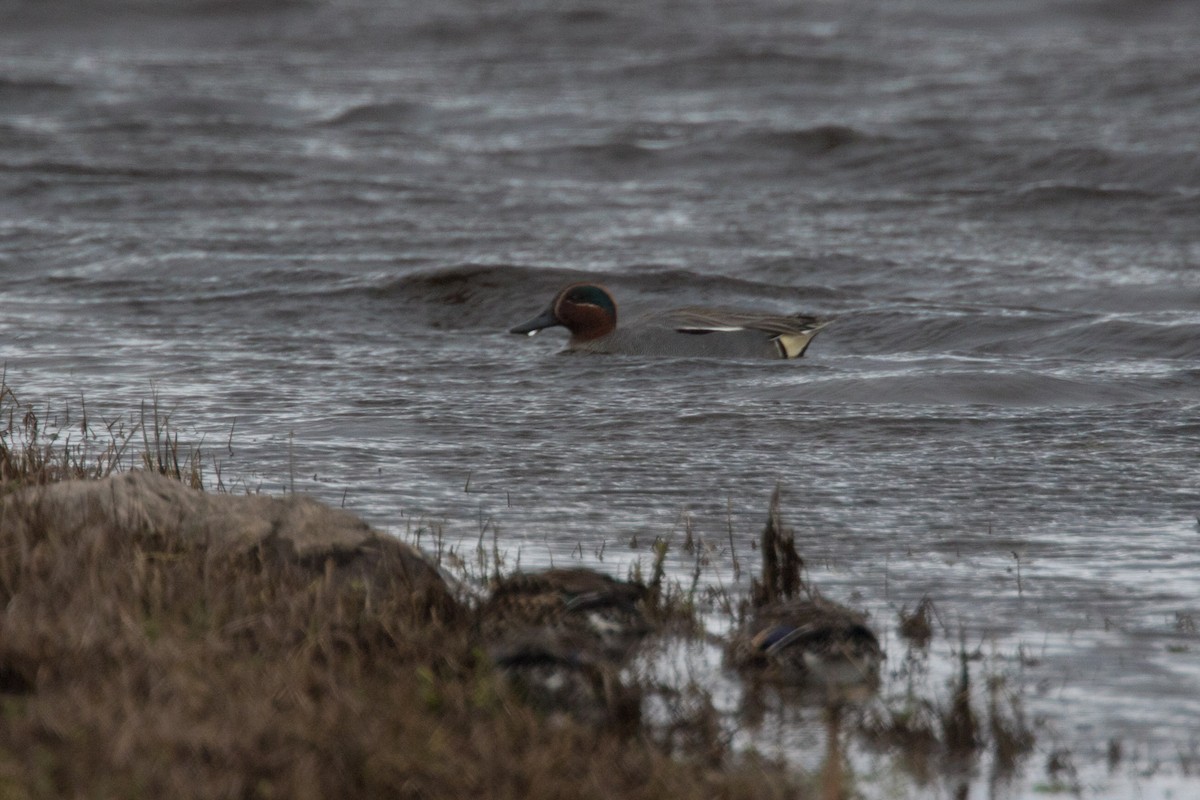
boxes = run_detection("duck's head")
[509,283,618,342]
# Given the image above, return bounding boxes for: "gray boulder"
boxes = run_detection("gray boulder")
[0,470,460,622]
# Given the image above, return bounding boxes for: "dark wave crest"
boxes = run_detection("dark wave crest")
[743,124,890,157]
[320,101,436,129]
[371,264,839,331]
[764,369,1177,407]
[839,306,1200,361]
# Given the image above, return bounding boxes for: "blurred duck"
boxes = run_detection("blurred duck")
[730,487,882,699]
[479,567,651,662]
[730,596,882,693]
[510,283,828,359]
[487,631,642,732]
[479,568,651,729]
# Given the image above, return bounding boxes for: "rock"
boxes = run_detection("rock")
[0,470,460,622]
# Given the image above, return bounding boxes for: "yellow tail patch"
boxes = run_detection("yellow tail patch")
[774,330,821,359]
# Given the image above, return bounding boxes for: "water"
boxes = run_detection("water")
[2,0,1199,795]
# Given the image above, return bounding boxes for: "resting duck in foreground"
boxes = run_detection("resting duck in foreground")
[729,488,882,700]
[730,596,883,695]
[479,568,651,729]
[510,283,829,359]
[479,567,651,663]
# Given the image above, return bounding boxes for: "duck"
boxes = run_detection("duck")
[478,567,651,663]
[486,630,642,732]
[479,568,650,728]
[509,283,828,359]
[729,596,883,691]
[729,487,882,698]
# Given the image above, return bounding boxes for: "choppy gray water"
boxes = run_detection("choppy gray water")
[2,0,1199,796]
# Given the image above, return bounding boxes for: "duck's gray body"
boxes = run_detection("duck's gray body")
[568,307,827,359]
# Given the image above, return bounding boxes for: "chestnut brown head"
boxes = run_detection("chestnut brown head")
[509,283,618,342]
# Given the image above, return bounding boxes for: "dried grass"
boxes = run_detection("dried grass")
[0,381,801,799]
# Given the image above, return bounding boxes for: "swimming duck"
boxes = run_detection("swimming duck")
[729,596,882,690]
[509,283,828,359]
[479,567,651,663]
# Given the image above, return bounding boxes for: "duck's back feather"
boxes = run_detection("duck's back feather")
[569,308,828,359]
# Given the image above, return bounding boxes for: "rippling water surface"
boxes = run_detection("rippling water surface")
[2,1,1199,796]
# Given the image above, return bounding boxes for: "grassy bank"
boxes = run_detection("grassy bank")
[0,381,803,799]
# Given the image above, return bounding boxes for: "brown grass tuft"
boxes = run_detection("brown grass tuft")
[0,377,202,493]
[749,486,805,610]
[898,597,935,649]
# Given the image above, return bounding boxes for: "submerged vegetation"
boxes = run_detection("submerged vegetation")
[0,379,1052,798]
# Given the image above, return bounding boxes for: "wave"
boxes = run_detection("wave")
[502,122,893,177]
[837,306,1200,361]
[507,122,1198,201]
[743,124,890,156]
[1045,317,1200,361]
[1,159,291,184]
[617,43,884,85]
[1007,183,1163,205]
[3,0,316,33]
[370,263,840,330]
[319,101,436,129]
[69,94,308,135]
[767,369,1172,408]
[715,128,1200,197]
[1015,146,1200,194]
[0,76,75,97]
